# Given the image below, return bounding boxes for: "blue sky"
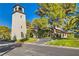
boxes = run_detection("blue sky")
[0,3,79,29]
[0,3,40,28]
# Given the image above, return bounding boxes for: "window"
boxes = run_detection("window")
[21,32,24,38]
[21,26,22,28]
[15,7,17,12]
[20,15,22,18]
[19,7,22,12]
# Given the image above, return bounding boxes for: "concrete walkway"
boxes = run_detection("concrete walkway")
[35,38,51,44]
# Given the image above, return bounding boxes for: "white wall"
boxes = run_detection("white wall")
[11,12,26,40]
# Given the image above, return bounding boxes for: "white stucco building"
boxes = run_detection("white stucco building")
[11,4,26,40]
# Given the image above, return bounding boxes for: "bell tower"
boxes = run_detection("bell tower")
[11,4,26,40]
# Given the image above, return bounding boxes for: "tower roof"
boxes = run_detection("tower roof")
[13,4,24,8]
[13,4,25,14]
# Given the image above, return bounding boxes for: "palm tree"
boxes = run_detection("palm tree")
[62,3,76,14]
[63,16,79,31]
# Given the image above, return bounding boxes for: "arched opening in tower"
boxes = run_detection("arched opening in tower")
[19,7,22,12]
[21,32,24,38]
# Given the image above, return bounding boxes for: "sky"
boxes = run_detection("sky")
[0,3,79,29]
[0,3,40,28]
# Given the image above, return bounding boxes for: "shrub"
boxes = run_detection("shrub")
[67,33,75,39]
[20,38,28,42]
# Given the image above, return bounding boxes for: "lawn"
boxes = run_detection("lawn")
[25,38,37,43]
[45,39,79,48]
[16,38,37,43]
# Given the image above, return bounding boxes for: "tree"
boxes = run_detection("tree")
[0,26,11,40]
[36,3,77,29]
[35,3,77,39]
[62,3,76,14]
[32,17,48,29]
[31,17,48,38]
[35,4,66,37]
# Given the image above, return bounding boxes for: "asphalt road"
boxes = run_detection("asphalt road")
[0,40,17,56]
[0,38,79,56]
[0,40,13,44]
[3,43,79,56]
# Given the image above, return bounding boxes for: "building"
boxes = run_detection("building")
[11,4,26,40]
[55,26,68,38]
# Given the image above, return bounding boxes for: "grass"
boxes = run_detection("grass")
[45,38,79,48]
[16,38,37,43]
[25,38,37,43]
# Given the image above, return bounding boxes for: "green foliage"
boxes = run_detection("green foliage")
[32,17,48,29]
[62,3,76,14]
[26,29,33,38]
[30,17,49,38]
[37,3,77,28]
[63,16,79,30]
[67,33,75,39]
[74,33,79,39]
[0,26,11,40]
[38,3,66,19]
[19,38,28,42]
[27,3,78,39]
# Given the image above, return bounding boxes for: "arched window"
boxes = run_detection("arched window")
[21,26,22,28]
[19,7,22,12]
